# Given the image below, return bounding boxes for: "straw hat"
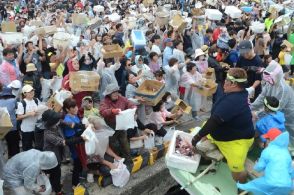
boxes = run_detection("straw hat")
[26,63,37,72]
[201,45,209,54]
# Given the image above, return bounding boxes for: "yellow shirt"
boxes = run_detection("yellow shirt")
[84,108,100,118]
[278,51,285,65]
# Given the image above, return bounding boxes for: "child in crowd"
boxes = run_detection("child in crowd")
[237,129,293,195]
[254,96,286,143]
[81,96,100,119]
[154,70,165,83]
[148,101,181,131]
[278,44,290,73]
[62,98,86,188]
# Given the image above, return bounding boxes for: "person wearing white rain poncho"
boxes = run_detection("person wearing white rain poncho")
[251,60,294,149]
[131,55,153,85]
[165,58,181,99]
[3,149,58,195]
[180,62,205,119]
[97,57,121,100]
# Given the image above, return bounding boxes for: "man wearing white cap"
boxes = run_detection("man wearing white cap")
[16,85,40,151]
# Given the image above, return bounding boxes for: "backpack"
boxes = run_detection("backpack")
[16,98,39,130]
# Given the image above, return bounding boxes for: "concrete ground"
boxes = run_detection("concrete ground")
[61,111,210,195]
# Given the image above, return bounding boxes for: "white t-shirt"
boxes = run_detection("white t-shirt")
[16,99,39,133]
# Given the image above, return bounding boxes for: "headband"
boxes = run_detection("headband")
[264,98,279,112]
[227,73,247,83]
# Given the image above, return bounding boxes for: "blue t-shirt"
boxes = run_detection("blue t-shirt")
[63,114,81,138]
[210,90,255,141]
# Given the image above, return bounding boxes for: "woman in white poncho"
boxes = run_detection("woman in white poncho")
[131,55,153,85]
[180,62,206,119]
[251,60,294,149]
[165,58,181,99]
[97,57,121,100]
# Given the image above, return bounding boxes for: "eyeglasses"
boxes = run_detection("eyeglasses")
[138,59,143,61]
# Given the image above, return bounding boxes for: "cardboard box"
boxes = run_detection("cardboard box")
[155,11,169,26]
[191,8,204,16]
[101,44,123,59]
[35,25,57,36]
[143,0,154,7]
[196,79,217,97]
[0,109,13,139]
[204,67,215,80]
[169,14,187,33]
[72,13,88,25]
[1,21,16,32]
[29,20,44,27]
[171,99,192,114]
[135,80,165,106]
[69,71,100,92]
[47,95,63,112]
[281,40,293,48]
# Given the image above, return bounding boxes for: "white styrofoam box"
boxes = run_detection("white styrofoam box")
[93,5,104,13]
[164,4,172,11]
[205,9,223,21]
[165,130,201,173]
[131,30,146,49]
[225,6,242,19]
[108,13,121,22]
[250,22,265,34]
[0,32,23,45]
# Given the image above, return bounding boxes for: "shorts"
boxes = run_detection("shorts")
[208,135,254,172]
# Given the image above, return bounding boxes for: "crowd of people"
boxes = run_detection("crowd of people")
[0,0,294,194]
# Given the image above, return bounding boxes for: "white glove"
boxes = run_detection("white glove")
[246,87,255,98]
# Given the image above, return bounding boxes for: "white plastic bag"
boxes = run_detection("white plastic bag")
[163,127,176,142]
[82,126,98,156]
[36,174,52,195]
[110,163,130,187]
[41,79,51,102]
[284,53,292,66]
[54,90,72,106]
[50,77,63,93]
[144,132,155,149]
[115,108,137,130]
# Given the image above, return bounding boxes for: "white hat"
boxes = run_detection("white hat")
[22,85,34,94]
[103,84,120,96]
[194,49,205,59]
[8,80,22,89]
